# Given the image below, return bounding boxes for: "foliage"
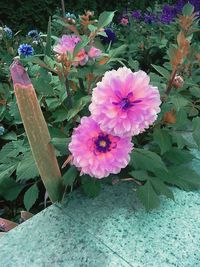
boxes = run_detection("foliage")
[0,2,200,221]
[0,0,170,32]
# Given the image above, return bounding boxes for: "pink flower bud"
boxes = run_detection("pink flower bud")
[120,18,129,25]
[88,46,102,59]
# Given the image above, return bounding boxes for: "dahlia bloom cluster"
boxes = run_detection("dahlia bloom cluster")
[53,34,102,66]
[69,67,161,179]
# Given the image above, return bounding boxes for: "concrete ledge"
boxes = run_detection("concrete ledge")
[0,181,200,267]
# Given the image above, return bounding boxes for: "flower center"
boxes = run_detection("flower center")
[112,92,142,111]
[94,134,112,153]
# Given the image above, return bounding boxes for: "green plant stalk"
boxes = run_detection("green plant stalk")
[10,60,64,203]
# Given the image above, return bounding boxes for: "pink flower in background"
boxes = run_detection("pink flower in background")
[120,18,129,25]
[53,34,80,54]
[53,34,88,65]
[68,116,133,179]
[74,49,88,66]
[88,46,102,59]
[89,67,161,137]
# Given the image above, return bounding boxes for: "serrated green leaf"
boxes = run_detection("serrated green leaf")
[16,152,39,181]
[192,117,200,148]
[129,170,149,181]
[0,142,19,163]
[52,108,68,123]
[137,180,160,211]
[151,178,174,200]
[0,163,18,181]
[163,148,194,165]
[1,131,17,141]
[97,11,115,29]
[50,137,70,156]
[128,57,139,71]
[153,128,172,155]
[170,95,189,111]
[32,68,54,96]
[151,64,170,80]
[82,175,101,198]
[63,166,78,187]
[171,132,193,149]
[155,167,200,191]
[0,177,25,201]
[131,148,167,173]
[189,87,200,98]
[67,96,91,120]
[24,184,39,211]
[109,44,127,58]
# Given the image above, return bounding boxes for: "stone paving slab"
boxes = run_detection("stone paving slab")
[0,182,200,267]
[0,149,200,267]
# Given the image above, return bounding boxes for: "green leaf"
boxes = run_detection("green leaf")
[0,142,19,163]
[0,131,17,141]
[192,117,200,148]
[63,166,78,187]
[16,152,39,181]
[155,167,200,191]
[109,44,127,58]
[24,184,39,211]
[67,96,91,120]
[153,128,172,155]
[52,108,68,123]
[51,137,70,156]
[163,148,194,165]
[137,180,160,211]
[20,55,45,65]
[45,17,52,56]
[170,95,189,112]
[73,36,90,57]
[128,57,139,71]
[97,11,115,29]
[82,175,101,198]
[0,176,25,201]
[129,170,149,181]
[182,3,194,16]
[0,162,19,181]
[189,87,200,98]
[174,109,189,129]
[131,148,167,173]
[171,132,193,149]
[151,64,170,80]
[151,178,174,200]
[32,68,54,96]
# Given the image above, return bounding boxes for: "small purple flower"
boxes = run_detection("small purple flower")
[144,12,158,24]
[18,44,34,57]
[131,10,142,21]
[160,4,177,24]
[101,28,116,45]
[3,26,12,38]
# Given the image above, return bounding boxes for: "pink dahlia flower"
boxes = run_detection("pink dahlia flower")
[68,116,133,179]
[53,34,88,65]
[89,67,161,137]
[88,46,102,59]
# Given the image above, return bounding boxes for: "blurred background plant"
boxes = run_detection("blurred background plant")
[0,1,200,228]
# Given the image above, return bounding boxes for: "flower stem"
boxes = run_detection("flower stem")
[61,0,66,18]
[165,69,177,95]
[65,78,73,109]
